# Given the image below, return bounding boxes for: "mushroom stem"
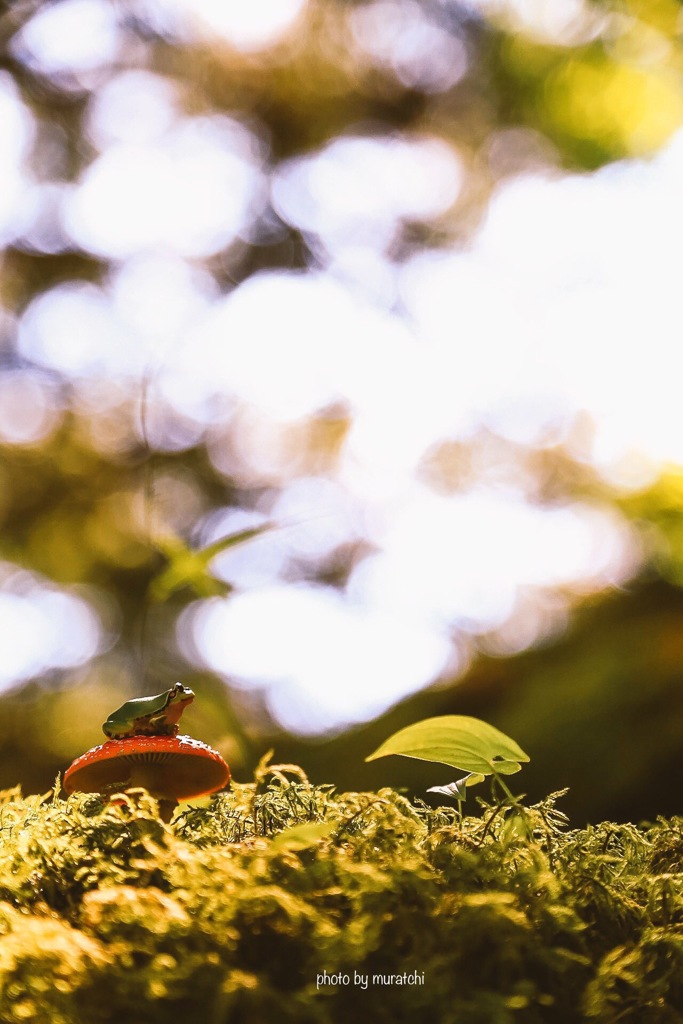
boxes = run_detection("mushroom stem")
[156,798,178,824]
[127,763,164,792]
[126,764,177,820]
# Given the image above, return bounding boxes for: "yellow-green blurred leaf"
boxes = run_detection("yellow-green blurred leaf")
[149,523,274,602]
[270,821,335,850]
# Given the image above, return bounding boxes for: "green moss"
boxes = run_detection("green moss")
[0,771,682,1022]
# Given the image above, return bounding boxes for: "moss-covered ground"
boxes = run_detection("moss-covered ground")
[1,762,682,1023]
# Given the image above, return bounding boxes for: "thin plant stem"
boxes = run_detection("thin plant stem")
[136,367,156,686]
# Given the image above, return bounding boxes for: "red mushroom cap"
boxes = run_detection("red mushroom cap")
[64,734,230,802]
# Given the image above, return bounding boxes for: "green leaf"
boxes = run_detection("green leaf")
[365,716,530,776]
[270,821,335,850]
[149,522,274,602]
[489,759,523,775]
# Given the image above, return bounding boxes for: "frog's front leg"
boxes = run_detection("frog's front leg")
[135,712,180,737]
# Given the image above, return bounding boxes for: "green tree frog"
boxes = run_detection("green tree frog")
[103,683,195,739]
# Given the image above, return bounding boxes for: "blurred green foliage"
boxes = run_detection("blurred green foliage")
[149,523,275,603]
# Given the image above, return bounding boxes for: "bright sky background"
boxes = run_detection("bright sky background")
[0,0,677,733]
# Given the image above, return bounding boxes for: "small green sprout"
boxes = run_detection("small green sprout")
[368,715,530,818]
[427,773,486,820]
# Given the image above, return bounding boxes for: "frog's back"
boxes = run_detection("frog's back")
[103,690,174,738]
[124,692,170,718]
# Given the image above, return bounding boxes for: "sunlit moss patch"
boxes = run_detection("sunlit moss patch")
[0,774,682,1022]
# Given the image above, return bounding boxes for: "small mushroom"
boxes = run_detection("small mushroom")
[64,734,230,822]
[65,683,231,821]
